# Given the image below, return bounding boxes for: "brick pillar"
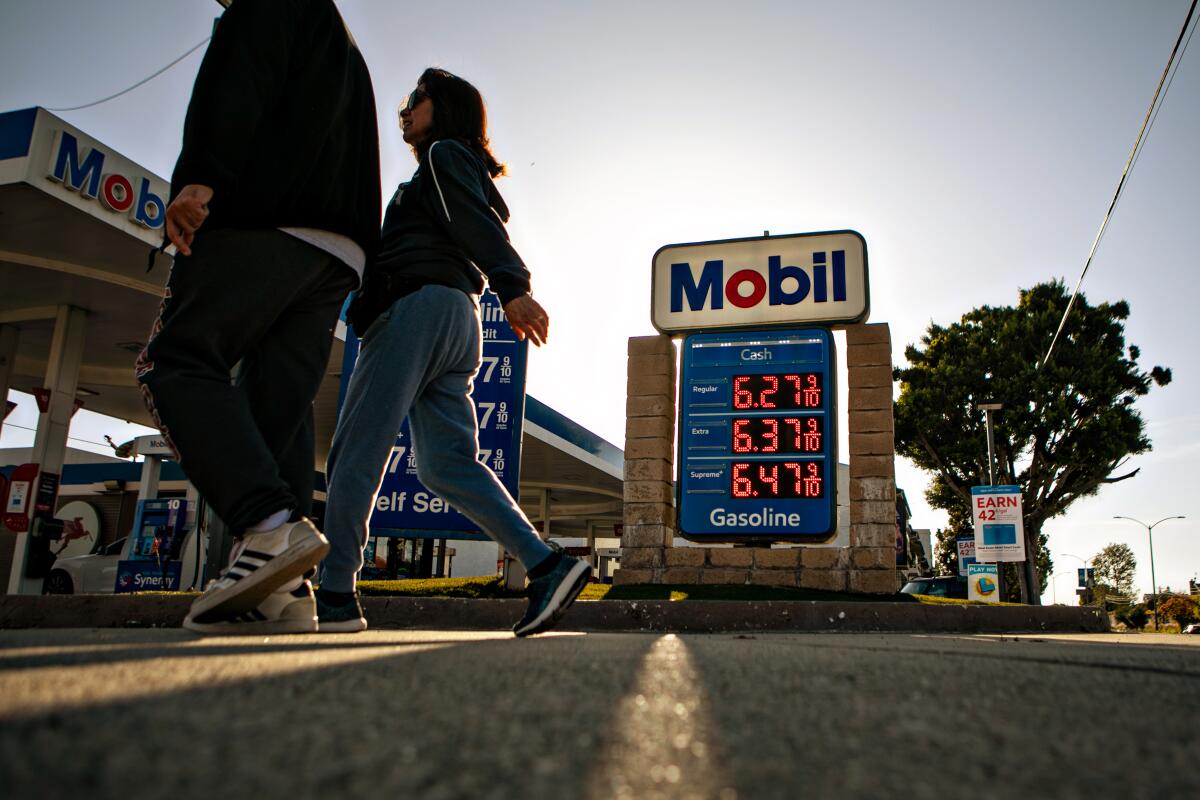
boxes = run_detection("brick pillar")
[845,323,899,594]
[618,335,676,585]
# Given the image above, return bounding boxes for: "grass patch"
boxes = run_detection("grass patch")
[358,576,520,598]
[907,594,1024,607]
[597,584,919,602]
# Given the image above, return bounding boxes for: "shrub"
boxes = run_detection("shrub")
[1158,595,1200,630]
[1115,604,1149,631]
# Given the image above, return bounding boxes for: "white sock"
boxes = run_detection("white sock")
[248,508,292,532]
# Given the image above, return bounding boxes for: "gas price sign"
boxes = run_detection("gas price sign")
[678,328,837,542]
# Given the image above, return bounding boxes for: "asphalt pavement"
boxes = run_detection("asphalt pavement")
[1,628,1197,799]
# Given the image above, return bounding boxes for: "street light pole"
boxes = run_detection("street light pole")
[978,403,1003,486]
[1050,571,1073,605]
[1113,515,1186,628]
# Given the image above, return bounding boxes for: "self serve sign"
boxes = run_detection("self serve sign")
[651,230,868,333]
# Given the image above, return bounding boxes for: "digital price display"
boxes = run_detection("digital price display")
[678,328,836,542]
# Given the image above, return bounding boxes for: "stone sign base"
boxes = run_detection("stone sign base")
[621,325,900,595]
[613,545,897,594]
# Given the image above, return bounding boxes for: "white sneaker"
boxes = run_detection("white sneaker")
[187,517,329,625]
[184,579,317,635]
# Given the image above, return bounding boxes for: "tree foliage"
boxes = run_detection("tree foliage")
[1091,542,1137,599]
[1158,596,1199,630]
[894,281,1171,600]
[932,529,959,577]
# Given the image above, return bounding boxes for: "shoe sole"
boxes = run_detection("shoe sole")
[183,615,317,636]
[513,560,591,637]
[188,532,329,624]
[318,617,368,633]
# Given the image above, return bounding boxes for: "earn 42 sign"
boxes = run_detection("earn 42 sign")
[970,485,1026,562]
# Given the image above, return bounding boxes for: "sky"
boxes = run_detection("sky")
[1,0,1197,603]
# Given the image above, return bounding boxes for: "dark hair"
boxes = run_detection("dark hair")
[417,68,506,178]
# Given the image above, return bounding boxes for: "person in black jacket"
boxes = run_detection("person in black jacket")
[318,68,590,636]
[134,0,381,634]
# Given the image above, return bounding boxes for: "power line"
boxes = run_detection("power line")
[47,36,210,113]
[0,422,122,452]
[1041,0,1198,368]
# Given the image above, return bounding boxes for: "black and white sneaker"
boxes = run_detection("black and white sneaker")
[187,518,329,625]
[316,588,368,633]
[183,579,317,635]
[512,554,590,637]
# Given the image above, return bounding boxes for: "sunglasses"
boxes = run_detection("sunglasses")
[398,87,430,116]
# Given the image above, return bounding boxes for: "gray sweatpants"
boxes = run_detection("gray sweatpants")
[319,285,552,592]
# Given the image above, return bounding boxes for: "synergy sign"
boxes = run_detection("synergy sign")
[651,230,869,332]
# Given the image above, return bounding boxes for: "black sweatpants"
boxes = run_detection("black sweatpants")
[136,228,357,533]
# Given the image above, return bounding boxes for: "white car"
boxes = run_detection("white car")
[1183,623,1200,635]
[43,537,127,594]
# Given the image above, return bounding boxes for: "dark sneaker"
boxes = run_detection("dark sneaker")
[316,588,368,633]
[183,579,317,636]
[513,555,590,637]
[187,518,329,624]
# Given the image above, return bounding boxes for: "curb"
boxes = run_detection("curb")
[0,594,1110,634]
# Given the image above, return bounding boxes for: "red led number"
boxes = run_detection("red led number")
[733,416,822,454]
[733,376,753,409]
[730,461,824,498]
[732,463,753,497]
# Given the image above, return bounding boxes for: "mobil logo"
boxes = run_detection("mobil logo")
[46,129,166,230]
[670,252,848,312]
[651,230,869,333]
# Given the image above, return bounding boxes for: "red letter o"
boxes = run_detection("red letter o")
[725,269,766,309]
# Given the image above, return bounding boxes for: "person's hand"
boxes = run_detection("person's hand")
[165,184,213,256]
[503,294,549,346]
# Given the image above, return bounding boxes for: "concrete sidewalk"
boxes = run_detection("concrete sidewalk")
[0,593,1110,633]
[1,629,1196,799]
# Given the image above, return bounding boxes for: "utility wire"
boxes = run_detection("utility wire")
[1041,0,1197,368]
[1,422,123,452]
[47,36,210,113]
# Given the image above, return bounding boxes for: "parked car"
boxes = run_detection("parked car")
[900,575,969,599]
[43,537,127,594]
[1183,623,1200,635]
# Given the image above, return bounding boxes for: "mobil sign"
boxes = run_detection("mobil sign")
[651,230,869,333]
[47,128,165,230]
[0,107,167,245]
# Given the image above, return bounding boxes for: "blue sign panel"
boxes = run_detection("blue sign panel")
[115,561,182,593]
[678,328,837,542]
[340,291,528,534]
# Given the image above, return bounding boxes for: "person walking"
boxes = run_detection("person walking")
[134,0,381,634]
[318,68,590,637]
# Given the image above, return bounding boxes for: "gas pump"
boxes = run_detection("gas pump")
[4,462,66,579]
[113,435,198,592]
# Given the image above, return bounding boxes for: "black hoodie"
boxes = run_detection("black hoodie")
[169,0,381,259]
[347,139,531,331]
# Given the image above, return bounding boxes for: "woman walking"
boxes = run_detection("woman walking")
[317,68,589,636]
